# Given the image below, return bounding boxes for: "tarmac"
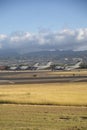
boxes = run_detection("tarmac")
[0,70,87,84]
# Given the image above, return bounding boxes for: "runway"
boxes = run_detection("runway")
[0,70,87,84]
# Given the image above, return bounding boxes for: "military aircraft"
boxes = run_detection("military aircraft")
[32,62,52,70]
[64,60,82,70]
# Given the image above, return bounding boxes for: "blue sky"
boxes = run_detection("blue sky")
[0,0,87,34]
[0,0,87,52]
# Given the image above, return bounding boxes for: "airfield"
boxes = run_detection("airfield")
[0,69,87,130]
[0,69,87,84]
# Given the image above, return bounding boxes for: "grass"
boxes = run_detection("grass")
[0,105,87,130]
[0,82,87,106]
[0,82,87,129]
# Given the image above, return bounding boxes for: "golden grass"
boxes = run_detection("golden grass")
[0,105,87,130]
[0,82,87,106]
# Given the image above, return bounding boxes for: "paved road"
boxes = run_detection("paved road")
[0,76,87,84]
[0,71,87,84]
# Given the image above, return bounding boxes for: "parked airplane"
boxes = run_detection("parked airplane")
[19,65,29,70]
[64,60,82,70]
[9,66,19,70]
[30,63,39,70]
[32,62,52,70]
[53,66,64,70]
[33,63,39,67]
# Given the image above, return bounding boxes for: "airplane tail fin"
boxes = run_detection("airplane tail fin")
[33,63,39,67]
[47,62,52,66]
[75,60,82,67]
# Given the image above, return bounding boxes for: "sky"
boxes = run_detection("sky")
[0,0,87,53]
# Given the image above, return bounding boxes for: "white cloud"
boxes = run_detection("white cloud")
[76,28,87,41]
[0,34,7,40]
[10,32,33,42]
[0,28,87,52]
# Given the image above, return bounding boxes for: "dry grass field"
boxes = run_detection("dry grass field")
[0,105,87,130]
[0,82,87,106]
[0,82,87,130]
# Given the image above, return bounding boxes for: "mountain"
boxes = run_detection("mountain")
[0,50,87,64]
[22,50,87,63]
[0,49,19,57]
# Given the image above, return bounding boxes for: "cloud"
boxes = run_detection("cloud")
[0,34,7,40]
[0,28,87,53]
